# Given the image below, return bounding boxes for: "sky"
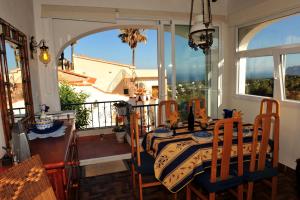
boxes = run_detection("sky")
[63,26,208,83]
[64,29,157,69]
[245,14,300,78]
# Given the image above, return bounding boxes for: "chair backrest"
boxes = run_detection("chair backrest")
[210,117,244,183]
[158,100,178,126]
[0,155,56,200]
[249,113,279,172]
[130,112,142,167]
[188,98,206,118]
[260,98,280,115]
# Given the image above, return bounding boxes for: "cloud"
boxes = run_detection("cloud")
[285,35,300,44]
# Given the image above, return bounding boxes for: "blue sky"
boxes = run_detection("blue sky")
[246,14,300,78]
[64,29,157,69]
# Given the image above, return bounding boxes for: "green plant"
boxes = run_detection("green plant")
[59,82,90,129]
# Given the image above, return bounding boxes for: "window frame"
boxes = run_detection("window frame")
[0,18,34,146]
[235,14,300,106]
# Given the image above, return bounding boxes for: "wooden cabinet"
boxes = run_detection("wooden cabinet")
[29,119,79,200]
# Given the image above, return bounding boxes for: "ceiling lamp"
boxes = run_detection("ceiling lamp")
[30,36,51,65]
[188,0,216,54]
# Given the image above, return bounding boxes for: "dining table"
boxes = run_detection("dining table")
[141,119,268,193]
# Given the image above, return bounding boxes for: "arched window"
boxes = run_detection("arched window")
[237,13,300,101]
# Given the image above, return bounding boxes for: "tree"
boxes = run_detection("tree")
[59,83,90,129]
[118,28,147,66]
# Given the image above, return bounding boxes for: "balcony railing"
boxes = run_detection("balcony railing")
[61,101,159,131]
[13,101,160,133]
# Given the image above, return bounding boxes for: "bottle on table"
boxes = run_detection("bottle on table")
[188,106,194,131]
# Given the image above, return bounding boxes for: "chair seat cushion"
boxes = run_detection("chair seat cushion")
[243,161,278,182]
[131,151,155,175]
[193,170,243,193]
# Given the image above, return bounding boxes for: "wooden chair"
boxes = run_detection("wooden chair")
[245,113,279,200]
[158,100,178,126]
[188,98,206,118]
[130,112,161,200]
[260,98,280,115]
[187,117,244,200]
[0,155,56,200]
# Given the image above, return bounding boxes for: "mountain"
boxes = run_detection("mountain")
[286,65,300,76]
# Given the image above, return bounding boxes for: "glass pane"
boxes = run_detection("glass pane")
[5,41,26,116]
[240,56,274,97]
[282,53,300,101]
[175,25,219,119]
[238,14,300,51]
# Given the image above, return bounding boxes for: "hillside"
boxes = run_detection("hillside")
[286,65,300,76]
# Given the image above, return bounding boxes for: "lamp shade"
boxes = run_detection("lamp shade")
[39,45,51,65]
[190,15,215,45]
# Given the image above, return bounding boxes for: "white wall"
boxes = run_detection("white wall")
[0,0,39,157]
[225,0,300,169]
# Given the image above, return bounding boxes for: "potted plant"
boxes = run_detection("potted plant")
[113,125,126,143]
[114,101,128,116]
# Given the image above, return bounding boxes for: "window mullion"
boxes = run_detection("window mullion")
[272,50,282,100]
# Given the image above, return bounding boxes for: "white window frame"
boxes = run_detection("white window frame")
[235,16,300,107]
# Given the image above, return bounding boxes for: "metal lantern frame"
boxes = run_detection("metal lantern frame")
[188,0,216,54]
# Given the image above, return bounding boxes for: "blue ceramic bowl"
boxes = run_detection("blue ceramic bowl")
[193,131,212,138]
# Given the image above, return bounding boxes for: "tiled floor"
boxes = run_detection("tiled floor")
[79,167,300,200]
[78,134,131,165]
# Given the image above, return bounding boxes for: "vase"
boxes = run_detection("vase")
[115,131,126,143]
[117,107,127,116]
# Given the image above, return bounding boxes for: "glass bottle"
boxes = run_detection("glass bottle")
[188,106,194,131]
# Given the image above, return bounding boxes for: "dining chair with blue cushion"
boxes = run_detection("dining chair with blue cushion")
[186,117,244,200]
[244,113,279,200]
[130,112,161,200]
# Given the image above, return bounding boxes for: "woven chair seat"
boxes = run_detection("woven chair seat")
[0,155,56,200]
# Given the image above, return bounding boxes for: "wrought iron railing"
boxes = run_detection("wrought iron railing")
[61,100,123,129]
[132,103,159,134]
[13,101,160,133]
[62,101,159,131]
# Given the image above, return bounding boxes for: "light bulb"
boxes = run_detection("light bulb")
[39,48,51,65]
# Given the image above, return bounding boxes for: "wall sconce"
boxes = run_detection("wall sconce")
[30,36,51,65]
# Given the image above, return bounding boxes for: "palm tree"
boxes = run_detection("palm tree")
[118,28,147,66]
